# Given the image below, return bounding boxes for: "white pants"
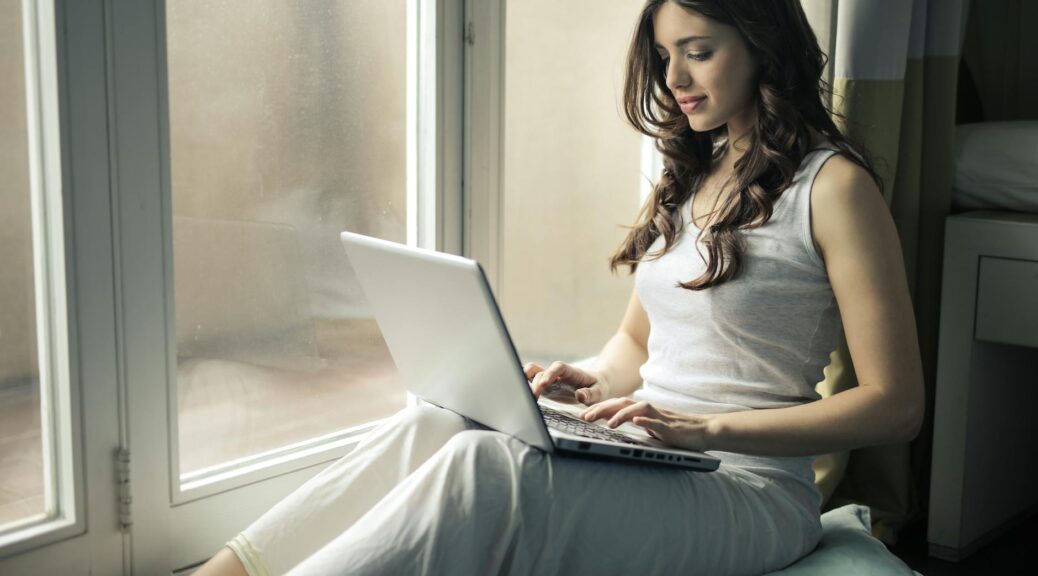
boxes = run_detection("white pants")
[228,404,822,575]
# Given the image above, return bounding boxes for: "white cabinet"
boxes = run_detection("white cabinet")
[928,211,1038,561]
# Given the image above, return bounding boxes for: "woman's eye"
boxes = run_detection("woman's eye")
[687,51,713,61]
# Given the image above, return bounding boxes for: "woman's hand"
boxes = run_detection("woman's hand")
[580,398,714,452]
[524,361,610,405]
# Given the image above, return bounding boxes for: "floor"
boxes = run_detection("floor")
[892,512,1037,575]
[0,382,43,526]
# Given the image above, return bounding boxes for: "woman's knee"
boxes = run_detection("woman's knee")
[394,403,469,436]
[441,429,516,463]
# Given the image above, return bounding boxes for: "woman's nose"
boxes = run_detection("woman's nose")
[665,61,689,92]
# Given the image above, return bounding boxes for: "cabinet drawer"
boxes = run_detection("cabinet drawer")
[975,257,1038,348]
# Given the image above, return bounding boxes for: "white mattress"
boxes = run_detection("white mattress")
[952,121,1038,213]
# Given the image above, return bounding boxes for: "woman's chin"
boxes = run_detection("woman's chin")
[687,116,719,133]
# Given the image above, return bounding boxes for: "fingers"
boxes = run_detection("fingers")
[523,362,544,381]
[528,361,588,397]
[574,384,604,405]
[529,367,556,397]
[529,362,571,397]
[607,401,660,428]
[524,363,546,397]
[579,397,636,422]
[632,416,669,440]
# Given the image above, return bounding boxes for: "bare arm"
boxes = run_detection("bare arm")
[590,155,925,455]
[588,289,650,400]
[526,287,649,403]
[705,155,924,454]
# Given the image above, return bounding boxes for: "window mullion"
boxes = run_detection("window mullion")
[415,0,464,255]
[462,0,504,293]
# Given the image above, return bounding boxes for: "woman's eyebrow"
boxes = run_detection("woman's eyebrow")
[654,35,712,50]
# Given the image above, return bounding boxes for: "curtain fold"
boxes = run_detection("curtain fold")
[803,0,969,544]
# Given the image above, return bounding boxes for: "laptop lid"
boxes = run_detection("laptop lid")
[340,231,555,452]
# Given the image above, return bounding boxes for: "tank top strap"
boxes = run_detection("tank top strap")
[784,146,842,269]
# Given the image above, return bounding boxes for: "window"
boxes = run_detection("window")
[0,0,76,552]
[166,0,408,478]
[0,0,44,530]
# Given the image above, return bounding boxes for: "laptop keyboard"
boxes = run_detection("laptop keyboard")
[539,405,646,446]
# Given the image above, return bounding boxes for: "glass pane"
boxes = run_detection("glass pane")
[0,1,45,527]
[167,0,407,476]
[501,1,645,364]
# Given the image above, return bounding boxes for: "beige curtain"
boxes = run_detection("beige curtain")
[801,0,970,544]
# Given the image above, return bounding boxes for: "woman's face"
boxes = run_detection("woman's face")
[652,1,758,137]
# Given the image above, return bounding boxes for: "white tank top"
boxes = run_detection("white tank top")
[633,144,843,503]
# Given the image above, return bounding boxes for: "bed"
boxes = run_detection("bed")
[951,121,1038,213]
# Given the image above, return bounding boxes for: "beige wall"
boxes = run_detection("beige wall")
[501,0,645,363]
[0,1,39,386]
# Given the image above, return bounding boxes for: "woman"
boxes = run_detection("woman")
[199,1,924,574]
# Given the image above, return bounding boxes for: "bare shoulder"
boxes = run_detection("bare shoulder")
[800,147,923,437]
[813,152,882,206]
[810,151,890,261]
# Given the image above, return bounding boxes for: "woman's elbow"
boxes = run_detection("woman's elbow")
[895,380,925,443]
[871,379,924,445]
[898,402,924,443]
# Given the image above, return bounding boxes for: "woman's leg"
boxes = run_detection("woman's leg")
[285,429,822,576]
[198,403,473,576]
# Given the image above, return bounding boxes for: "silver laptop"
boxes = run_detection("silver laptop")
[340,231,719,472]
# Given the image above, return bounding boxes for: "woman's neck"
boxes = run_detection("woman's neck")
[712,127,828,174]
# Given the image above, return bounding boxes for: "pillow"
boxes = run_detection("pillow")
[767,504,918,575]
[953,121,1038,213]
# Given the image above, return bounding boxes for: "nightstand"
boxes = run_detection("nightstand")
[928,211,1038,560]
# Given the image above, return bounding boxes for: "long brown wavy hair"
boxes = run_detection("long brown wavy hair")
[610,0,883,290]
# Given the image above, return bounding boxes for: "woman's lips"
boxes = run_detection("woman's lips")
[680,97,705,113]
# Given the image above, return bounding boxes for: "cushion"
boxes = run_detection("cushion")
[952,121,1038,213]
[767,504,918,575]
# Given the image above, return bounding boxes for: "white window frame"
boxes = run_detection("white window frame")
[417,0,465,255]
[0,0,80,554]
[103,0,466,571]
[0,0,123,573]
[463,0,505,291]
[4,0,475,570]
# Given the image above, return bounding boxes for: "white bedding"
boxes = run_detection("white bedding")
[953,121,1038,213]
